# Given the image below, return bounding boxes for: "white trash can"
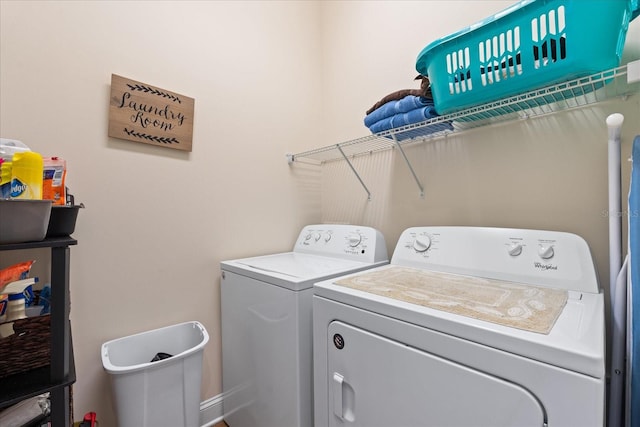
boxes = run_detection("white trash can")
[101,321,209,427]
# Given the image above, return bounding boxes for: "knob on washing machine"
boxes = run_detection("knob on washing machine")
[538,245,554,259]
[348,233,362,247]
[508,243,523,256]
[413,235,431,252]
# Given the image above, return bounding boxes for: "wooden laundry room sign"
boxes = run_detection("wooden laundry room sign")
[108,74,194,152]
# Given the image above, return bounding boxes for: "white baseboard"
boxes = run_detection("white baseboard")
[200,392,226,427]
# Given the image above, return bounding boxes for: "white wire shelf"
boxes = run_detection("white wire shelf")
[289,61,640,165]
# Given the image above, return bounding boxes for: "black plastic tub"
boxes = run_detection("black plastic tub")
[46,203,83,238]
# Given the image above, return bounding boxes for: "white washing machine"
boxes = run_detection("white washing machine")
[313,226,605,427]
[221,224,388,427]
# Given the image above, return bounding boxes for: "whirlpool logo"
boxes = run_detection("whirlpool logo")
[534,262,558,271]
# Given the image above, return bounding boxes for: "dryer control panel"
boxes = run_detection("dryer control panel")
[391,226,599,294]
[294,224,388,263]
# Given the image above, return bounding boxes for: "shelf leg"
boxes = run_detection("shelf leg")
[50,386,71,426]
[391,135,424,198]
[50,246,71,382]
[337,145,371,201]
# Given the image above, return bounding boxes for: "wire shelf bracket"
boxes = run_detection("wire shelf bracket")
[391,133,425,198]
[337,145,371,201]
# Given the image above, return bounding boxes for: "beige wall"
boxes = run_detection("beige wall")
[1,1,323,425]
[1,0,639,425]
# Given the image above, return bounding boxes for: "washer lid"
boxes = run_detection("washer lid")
[222,252,387,291]
[314,265,605,378]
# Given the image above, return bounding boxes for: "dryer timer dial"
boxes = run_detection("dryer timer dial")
[348,233,362,247]
[413,235,431,252]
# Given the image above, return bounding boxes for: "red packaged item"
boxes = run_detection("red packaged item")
[0,260,35,288]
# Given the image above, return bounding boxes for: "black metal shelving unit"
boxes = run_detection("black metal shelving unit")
[0,236,77,426]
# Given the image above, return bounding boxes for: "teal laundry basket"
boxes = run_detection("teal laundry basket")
[416,0,640,114]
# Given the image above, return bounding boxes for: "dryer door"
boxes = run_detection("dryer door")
[327,321,545,427]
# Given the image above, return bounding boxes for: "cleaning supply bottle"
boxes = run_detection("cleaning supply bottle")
[0,278,35,320]
[0,278,36,338]
[10,151,43,199]
[43,156,67,205]
[6,293,27,321]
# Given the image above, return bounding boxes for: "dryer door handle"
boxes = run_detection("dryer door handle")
[333,373,345,420]
[332,372,355,422]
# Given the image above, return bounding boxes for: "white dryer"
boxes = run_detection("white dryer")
[313,226,605,427]
[221,224,388,427]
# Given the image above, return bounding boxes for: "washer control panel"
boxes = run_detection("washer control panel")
[294,224,388,263]
[392,226,599,293]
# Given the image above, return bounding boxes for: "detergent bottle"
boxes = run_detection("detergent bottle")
[10,151,43,199]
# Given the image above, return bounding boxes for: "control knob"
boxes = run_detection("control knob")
[413,235,431,252]
[507,243,523,256]
[538,245,554,259]
[324,233,332,242]
[348,233,362,247]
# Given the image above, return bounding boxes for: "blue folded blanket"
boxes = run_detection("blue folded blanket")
[364,94,453,140]
[364,95,432,128]
[367,105,441,134]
